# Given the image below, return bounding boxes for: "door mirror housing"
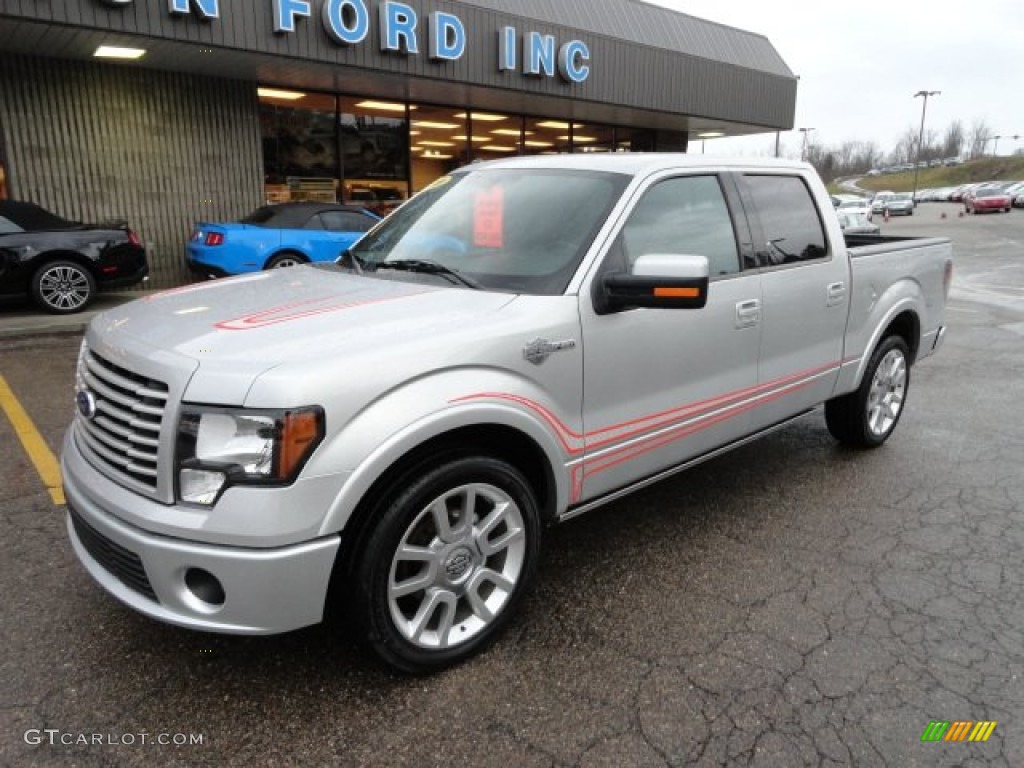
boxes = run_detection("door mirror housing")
[596,254,710,314]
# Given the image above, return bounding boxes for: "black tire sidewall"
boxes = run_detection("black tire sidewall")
[354,456,541,674]
[855,336,911,448]
[31,260,96,314]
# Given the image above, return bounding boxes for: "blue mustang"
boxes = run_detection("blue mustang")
[186,202,380,278]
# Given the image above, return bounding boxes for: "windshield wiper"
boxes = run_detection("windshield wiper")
[374,259,481,290]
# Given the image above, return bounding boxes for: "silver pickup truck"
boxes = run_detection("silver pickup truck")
[62,155,952,672]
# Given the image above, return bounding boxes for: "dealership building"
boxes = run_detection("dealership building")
[0,0,796,288]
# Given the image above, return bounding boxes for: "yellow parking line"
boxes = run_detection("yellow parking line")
[0,374,65,505]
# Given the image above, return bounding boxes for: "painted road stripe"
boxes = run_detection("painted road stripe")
[0,374,65,505]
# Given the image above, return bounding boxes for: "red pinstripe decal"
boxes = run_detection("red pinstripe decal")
[454,361,839,505]
[214,291,428,331]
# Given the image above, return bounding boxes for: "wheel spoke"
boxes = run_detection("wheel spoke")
[390,569,435,599]
[476,501,523,556]
[407,589,455,644]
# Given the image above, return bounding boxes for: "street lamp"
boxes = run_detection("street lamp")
[912,90,940,204]
[799,128,815,162]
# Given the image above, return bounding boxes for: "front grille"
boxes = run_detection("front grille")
[69,505,157,601]
[76,349,168,493]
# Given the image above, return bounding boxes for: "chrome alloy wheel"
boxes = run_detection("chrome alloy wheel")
[38,265,91,311]
[387,483,527,650]
[270,256,301,268]
[866,349,907,438]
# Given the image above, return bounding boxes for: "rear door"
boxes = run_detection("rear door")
[735,173,848,430]
[577,172,763,503]
[309,210,377,262]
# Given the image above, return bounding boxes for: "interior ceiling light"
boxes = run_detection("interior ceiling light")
[93,46,147,60]
[491,129,530,137]
[699,131,726,138]
[454,136,490,143]
[417,140,455,147]
[480,145,517,153]
[455,112,507,122]
[356,100,409,112]
[412,120,461,130]
[560,135,597,142]
[524,140,554,148]
[258,87,306,100]
[537,121,583,130]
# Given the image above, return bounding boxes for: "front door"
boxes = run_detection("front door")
[577,173,763,504]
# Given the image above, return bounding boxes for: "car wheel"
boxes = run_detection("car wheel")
[265,252,307,269]
[30,260,96,314]
[825,336,911,449]
[353,456,541,674]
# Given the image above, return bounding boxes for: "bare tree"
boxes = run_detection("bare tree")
[943,120,965,159]
[968,118,993,158]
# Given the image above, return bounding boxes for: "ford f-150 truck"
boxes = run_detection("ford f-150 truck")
[62,155,952,673]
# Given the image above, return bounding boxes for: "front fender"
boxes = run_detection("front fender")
[309,370,580,536]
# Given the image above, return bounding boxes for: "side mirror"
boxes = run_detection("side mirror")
[597,254,710,314]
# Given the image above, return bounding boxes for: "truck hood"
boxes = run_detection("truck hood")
[90,266,517,402]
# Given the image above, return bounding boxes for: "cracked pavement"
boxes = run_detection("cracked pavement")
[1,207,1022,766]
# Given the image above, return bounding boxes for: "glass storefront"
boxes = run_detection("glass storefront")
[257,86,679,210]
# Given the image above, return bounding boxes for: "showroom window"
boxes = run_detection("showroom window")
[339,96,410,212]
[259,89,339,204]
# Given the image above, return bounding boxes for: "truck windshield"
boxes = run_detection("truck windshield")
[347,168,629,295]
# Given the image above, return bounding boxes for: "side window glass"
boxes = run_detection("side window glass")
[0,215,23,234]
[620,176,740,277]
[304,214,325,231]
[744,175,828,265]
[332,211,375,232]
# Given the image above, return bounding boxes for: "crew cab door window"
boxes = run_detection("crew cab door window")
[742,175,828,266]
[621,176,741,277]
[0,215,22,234]
[578,174,761,504]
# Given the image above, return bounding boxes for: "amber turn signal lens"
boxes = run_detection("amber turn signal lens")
[653,287,700,299]
[278,410,323,479]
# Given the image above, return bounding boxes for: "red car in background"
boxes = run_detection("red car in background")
[965,186,1013,214]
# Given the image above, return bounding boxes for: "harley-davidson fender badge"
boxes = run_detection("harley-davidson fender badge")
[523,338,577,366]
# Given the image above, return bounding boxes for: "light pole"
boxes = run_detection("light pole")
[799,128,815,162]
[912,90,940,203]
[993,135,1003,156]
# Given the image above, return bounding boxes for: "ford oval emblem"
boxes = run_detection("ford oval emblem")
[76,390,98,421]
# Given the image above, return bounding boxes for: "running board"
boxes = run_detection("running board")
[558,409,818,523]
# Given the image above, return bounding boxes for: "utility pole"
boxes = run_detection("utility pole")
[912,90,940,203]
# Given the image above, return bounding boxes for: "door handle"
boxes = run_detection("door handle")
[736,299,761,329]
[827,282,847,307]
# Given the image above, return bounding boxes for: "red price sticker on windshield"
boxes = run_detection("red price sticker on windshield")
[473,186,505,248]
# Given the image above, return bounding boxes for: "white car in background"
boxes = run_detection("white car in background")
[871,191,895,214]
[837,198,873,221]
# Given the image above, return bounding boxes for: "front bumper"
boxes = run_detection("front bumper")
[62,435,341,635]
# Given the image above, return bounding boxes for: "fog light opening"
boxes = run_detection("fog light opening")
[185,568,225,606]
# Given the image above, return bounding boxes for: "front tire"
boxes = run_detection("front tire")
[31,260,96,314]
[825,336,911,449]
[353,456,541,674]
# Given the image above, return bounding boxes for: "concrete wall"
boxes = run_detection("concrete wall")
[0,55,263,289]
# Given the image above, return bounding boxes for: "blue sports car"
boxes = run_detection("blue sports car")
[186,202,380,278]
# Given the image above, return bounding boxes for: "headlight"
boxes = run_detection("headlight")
[176,406,324,506]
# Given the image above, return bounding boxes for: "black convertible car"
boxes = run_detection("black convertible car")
[0,201,148,314]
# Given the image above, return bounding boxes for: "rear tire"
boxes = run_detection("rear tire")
[825,336,911,449]
[30,260,96,314]
[352,456,541,674]
[265,252,307,269]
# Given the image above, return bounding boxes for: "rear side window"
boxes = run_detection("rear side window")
[621,176,740,277]
[320,210,375,233]
[0,215,22,234]
[744,175,828,266]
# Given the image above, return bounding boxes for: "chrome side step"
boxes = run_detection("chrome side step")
[558,409,818,523]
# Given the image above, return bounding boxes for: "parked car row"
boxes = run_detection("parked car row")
[916,179,1024,207]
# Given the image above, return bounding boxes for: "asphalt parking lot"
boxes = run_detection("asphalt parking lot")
[2,204,1023,767]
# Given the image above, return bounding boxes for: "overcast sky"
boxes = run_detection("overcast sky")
[646,0,1024,159]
